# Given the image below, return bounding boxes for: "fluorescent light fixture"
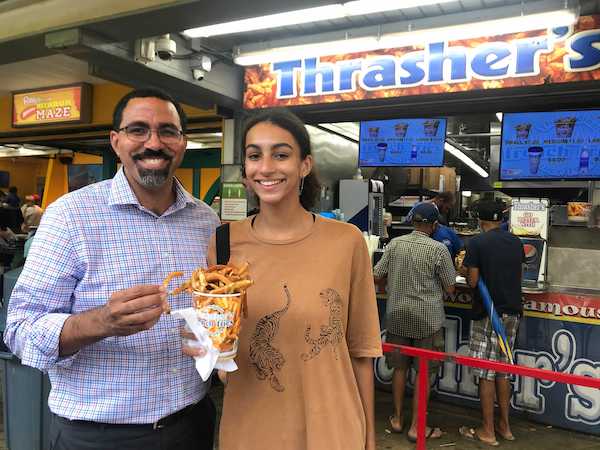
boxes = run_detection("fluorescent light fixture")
[462,190,472,197]
[444,142,489,178]
[0,147,54,157]
[235,37,377,66]
[234,8,577,65]
[496,112,503,122]
[184,0,454,38]
[187,141,219,149]
[317,122,360,141]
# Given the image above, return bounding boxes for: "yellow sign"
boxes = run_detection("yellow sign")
[12,84,91,127]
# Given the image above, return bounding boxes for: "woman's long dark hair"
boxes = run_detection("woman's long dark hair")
[241,108,320,210]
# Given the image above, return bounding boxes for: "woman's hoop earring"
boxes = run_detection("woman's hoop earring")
[299,176,305,195]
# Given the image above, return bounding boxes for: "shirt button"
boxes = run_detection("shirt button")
[171,368,179,374]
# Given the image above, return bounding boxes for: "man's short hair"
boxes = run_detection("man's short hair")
[112,88,188,133]
[434,191,455,205]
[476,201,505,222]
[412,202,439,224]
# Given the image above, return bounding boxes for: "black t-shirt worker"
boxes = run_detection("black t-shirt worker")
[459,200,525,446]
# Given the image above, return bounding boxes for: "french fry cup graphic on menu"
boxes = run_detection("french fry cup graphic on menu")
[423,120,440,137]
[515,123,531,140]
[394,122,409,138]
[554,117,576,138]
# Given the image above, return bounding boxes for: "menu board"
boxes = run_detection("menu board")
[359,118,446,167]
[500,111,600,180]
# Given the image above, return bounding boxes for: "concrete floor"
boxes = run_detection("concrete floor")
[374,391,600,450]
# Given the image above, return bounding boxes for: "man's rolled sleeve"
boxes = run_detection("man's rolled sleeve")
[373,243,391,278]
[12,311,77,370]
[3,200,81,371]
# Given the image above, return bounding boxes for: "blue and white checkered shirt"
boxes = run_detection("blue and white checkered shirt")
[4,168,220,423]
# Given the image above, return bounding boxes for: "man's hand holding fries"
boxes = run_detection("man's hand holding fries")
[60,284,169,357]
[99,284,167,336]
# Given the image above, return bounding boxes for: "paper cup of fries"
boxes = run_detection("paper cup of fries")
[192,291,242,361]
[164,263,253,367]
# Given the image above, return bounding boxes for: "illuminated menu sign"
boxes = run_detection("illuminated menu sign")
[359,118,446,167]
[12,83,92,127]
[500,111,600,180]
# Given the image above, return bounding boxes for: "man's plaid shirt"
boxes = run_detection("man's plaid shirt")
[4,168,220,423]
[373,230,456,339]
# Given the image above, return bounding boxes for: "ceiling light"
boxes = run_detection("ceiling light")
[184,5,344,38]
[0,146,55,158]
[444,142,489,178]
[187,141,221,149]
[496,112,503,122]
[234,8,577,65]
[235,36,379,66]
[317,122,360,141]
[343,0,454,16]
[184,0,454,38]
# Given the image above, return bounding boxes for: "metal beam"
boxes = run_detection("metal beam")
[0,34,56,65]
[44,28,243,110]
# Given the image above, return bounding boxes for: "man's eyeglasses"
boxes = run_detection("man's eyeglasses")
[116,125,184,144]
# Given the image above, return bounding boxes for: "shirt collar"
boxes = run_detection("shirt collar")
[108,168,197,213]
[411,230,432,239]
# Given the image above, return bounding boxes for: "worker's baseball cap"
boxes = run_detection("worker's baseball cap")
[476,201,505,221]
[412,202,439,223]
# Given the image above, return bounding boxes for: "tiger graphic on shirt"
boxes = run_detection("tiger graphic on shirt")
[301,288,343,361]
[249,284,291,392]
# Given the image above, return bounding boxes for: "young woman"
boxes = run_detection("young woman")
[188,109,382,450]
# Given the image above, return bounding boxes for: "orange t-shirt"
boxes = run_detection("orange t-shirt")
[210,215,382,450]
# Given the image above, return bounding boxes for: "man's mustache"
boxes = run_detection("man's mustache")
[132,149,174,161]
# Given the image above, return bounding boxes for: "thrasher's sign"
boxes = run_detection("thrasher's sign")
[244,16,600,109]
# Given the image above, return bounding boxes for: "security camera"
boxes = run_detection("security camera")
[191,55,212,81]
[155,34,176,60]
[192,69,206,81]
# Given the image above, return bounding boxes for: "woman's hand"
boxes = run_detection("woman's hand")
[181,325,207,358]
[217,370,228,386]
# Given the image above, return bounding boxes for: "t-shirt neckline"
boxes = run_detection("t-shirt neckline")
[248,213,319,245]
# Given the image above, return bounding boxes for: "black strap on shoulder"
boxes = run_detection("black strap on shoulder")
[216,223,230,265]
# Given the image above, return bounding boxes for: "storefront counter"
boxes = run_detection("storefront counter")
[374,283,600,435]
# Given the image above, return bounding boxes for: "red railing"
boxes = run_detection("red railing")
[381,343,600,450]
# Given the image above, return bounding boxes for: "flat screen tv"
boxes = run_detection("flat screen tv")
[359,118,446,167]
[500,110,600,180]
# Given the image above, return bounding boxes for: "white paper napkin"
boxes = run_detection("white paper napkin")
[171,307,238,381]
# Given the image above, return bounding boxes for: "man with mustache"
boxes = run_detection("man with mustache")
[4,88,220,450]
